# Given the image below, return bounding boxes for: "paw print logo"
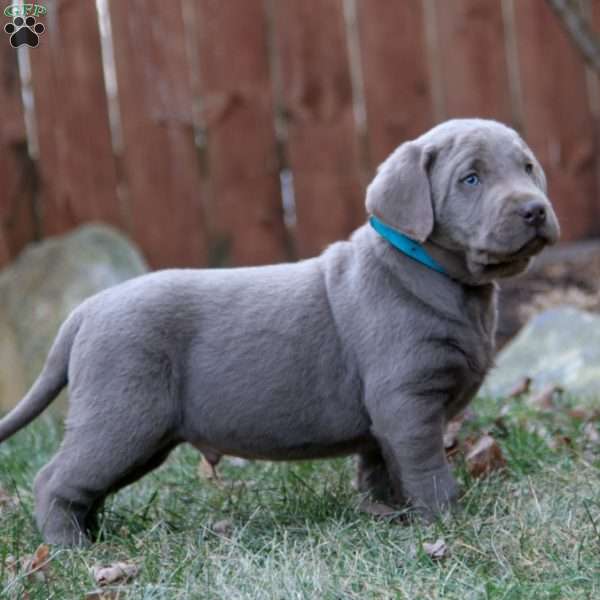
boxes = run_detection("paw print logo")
[4,16,45,48]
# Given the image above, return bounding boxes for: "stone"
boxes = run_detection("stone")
[0,224,147,413]
[482,307,600,399]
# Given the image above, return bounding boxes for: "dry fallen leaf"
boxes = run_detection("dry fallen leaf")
[507,376,532,399]
[444,415,465,450]
[422,538,448,560]
[529,384,563,411]
[465,434,506,478]
[198,456,220,481]
[548,434,573,450]
[569,407,591,420]
[21,544,51,583]
[358,498,398,518]
[91,562,139,586]
[445,412,475,461]
[569,407,600,421]
[212,519,234,536]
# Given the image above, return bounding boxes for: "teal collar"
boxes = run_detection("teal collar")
[369,215,447,275]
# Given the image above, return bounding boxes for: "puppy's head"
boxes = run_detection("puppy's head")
[366,119,560,284]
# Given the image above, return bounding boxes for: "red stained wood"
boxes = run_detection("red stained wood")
[273,0,365,257]
[0,232,8,265]
[29,0,123,237]
[8,0,600,265]
[434,0,513,123]
[0,41,36,267]
[587,2,600,231]
[358,0,434,167]
[110,0,207,268]
[514,0,598,241]
[194,0,288,265]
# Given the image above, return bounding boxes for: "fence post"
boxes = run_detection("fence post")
[28,0,124,237]
[433,0,513,123]
[193,0,288,266]
[0,44,37,267]
[273,0,365,257]
[109,0,209,268]
[513,0,598,240]
[357,0,435,169]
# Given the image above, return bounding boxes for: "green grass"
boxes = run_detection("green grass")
[1,395,600,599]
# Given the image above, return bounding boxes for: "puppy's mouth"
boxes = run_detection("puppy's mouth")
[473,234,548,267]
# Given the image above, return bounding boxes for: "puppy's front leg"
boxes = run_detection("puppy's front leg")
[370,397,458,520]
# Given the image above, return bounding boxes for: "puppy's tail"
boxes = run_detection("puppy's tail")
[0,310,83,443]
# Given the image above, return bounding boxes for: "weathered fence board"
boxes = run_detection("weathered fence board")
[3,1,600,269]
[514,0,598,241]
[588,1,600,229]
[0,44,36,267]
[110,0,207,268]
[28,0,123,237]
[273,0,365,257]
[357,0,434,168]
[194,0,288,265]
[434,0,513,123]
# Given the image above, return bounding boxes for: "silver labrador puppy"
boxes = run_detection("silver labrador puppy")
[0,119,559,545]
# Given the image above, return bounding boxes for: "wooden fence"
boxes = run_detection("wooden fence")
[1,0,600,270]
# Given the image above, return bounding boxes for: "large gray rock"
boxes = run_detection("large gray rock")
[0,224,147,413]
[482,307,600,399]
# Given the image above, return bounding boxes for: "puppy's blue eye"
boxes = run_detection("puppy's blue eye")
[462,173,480,186]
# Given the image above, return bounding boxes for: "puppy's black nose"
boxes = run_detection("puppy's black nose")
[519,201,546,227]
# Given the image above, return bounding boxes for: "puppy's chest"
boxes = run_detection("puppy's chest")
[435,307,496,413]
[452,326,494,378]
[442,336,493,419]
[397,290,496,396]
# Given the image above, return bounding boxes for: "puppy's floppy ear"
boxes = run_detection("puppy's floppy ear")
[366,141,434,243]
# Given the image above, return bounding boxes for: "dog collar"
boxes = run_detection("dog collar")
[369,215,447,275]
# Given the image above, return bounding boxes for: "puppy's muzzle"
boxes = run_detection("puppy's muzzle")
[515,196,560,246]
[518,200,546,227]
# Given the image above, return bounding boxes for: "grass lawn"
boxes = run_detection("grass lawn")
[1,394,599,599]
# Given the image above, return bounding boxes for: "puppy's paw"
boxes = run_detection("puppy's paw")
[406,469,459,521]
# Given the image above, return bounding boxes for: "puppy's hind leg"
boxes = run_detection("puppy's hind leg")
[34,381,180,546]
[34,426,178,546]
